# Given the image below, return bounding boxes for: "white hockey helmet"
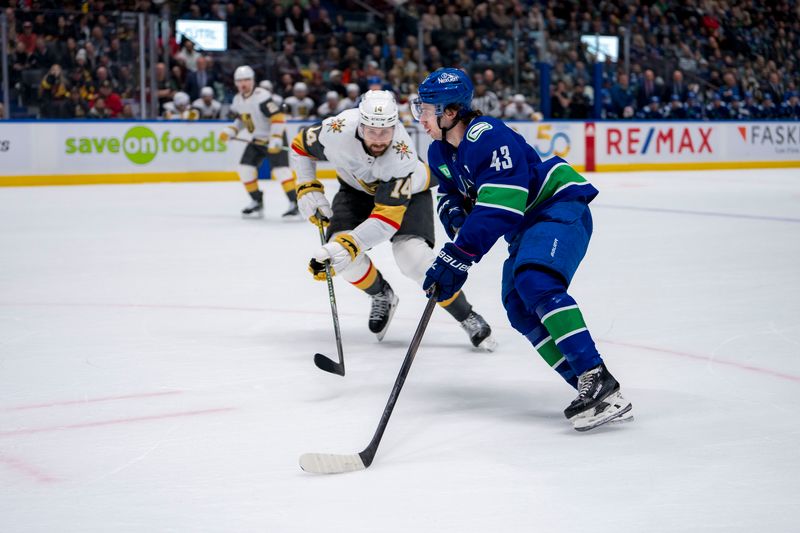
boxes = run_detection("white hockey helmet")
[259,80,273,91]
[346,83,360,95]
[326,90,339,101]
[358,90,398,128]
[293,81,308,94]
[200,86,214,98]
[174,91,190,107]
[234,65,255,81]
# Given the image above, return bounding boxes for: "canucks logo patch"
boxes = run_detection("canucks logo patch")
[437,164,452,179]
[466,122,492,142]
[326,118,345,133]
[393,140,412,160]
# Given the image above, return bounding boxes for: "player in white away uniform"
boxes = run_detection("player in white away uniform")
[290,90,496,348]
[163,92,199,120]
[192,87,222,119]
[219,65,298,218]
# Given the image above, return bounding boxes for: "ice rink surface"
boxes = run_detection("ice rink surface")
[1,169,799,532]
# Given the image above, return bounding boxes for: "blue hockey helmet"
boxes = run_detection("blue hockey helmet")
[411,68,474,121]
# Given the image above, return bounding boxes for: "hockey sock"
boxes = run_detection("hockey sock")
[438,291,472,322]
[525,325,578,389]
[339,254,386,296]
[516,267,602,377]
[248,189,263,202]
[244,179,260,196]
[275,167,297,201]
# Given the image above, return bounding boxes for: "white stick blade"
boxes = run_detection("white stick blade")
[299,453,366,474]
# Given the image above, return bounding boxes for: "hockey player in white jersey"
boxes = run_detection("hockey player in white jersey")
[163,91,199,120]
[192,87,222,119]
[219,65,298,218]
[284,82,316,119]
[290,90,496,349]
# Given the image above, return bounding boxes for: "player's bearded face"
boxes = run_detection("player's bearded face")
[236,79,254,96]
[362,125,394,156]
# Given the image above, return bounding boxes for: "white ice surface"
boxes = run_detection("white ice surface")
[1,169,799,532]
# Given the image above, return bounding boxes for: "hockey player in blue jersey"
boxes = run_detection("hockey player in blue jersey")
[411,68,633,431]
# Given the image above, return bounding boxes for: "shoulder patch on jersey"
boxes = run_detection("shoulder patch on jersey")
[326,118,345,133]
[266,101,279,114]
[392,140,413,160]
[437,164,452,179]
[466,122,493,142]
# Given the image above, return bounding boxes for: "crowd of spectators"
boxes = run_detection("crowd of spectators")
[2,0,799,120]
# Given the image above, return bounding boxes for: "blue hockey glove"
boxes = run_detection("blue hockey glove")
[437,194,467,240]
[423,242,475,302]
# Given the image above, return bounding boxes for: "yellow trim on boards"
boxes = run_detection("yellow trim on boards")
[0,169,340,187]
[594,161,800,172]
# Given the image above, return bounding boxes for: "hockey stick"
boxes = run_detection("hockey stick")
[312,214,345,376]
[229,137,290,151]
[299,287,438,474]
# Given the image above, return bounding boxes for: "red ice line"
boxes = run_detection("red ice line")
[1,390,183,412]
[0,407,236,438]
[0,455,59,483]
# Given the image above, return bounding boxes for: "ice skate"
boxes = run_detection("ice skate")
[564,364,632,431]
[242,190,264,219]
[281,200,301,219]
[241,199,264,218]
[369,284,398,341]
[460,311,497,351]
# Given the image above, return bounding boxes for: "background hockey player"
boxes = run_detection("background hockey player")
[290,90,496,350]
[163,91,199,120]
[192,87,222,119]
[284,81,316,119]
[412,68,632,431]
[219,66,298,218]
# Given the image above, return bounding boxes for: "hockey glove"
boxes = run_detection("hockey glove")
[268,135,283,154]
[297,179,333,226]
[437,194,467,240]
[423,242,475,302]
[309,233,360,280]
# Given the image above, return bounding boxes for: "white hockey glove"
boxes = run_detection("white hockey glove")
[268,136,283,154]
[309,234,360,280]
[296,179,333,226]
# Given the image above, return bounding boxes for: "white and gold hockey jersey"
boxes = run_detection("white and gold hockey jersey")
[224,87,285,142]
[290,108,432,249]
[284,95,316,119]
[192,98,222,119]
[163,103,200,120]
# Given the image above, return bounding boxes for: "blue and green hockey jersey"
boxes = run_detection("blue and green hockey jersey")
[428,116,599,260]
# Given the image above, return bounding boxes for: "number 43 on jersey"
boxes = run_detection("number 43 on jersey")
[490,145,513,171]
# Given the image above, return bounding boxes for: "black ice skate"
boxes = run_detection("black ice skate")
[368,284,398,341]
[564,363,632,432]
[281,200,300,219]
[242,191,264,219]
[460,311,497,351]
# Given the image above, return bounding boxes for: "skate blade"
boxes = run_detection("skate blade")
[573,401,633,432]
[241,211,264,219]
[374,295,399,342]
[475,335,498,352]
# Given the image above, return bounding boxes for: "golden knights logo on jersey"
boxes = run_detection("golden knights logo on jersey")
[393,140,412,160]
[327,118,346,133]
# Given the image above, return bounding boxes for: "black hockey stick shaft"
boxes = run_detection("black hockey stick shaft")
[229,137,290,151]
[313,215,346,376]
[357,289,438,468]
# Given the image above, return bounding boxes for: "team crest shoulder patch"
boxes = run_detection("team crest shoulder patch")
[393,140,413,160]
[466,122,493,142]
[326,118,345,133]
